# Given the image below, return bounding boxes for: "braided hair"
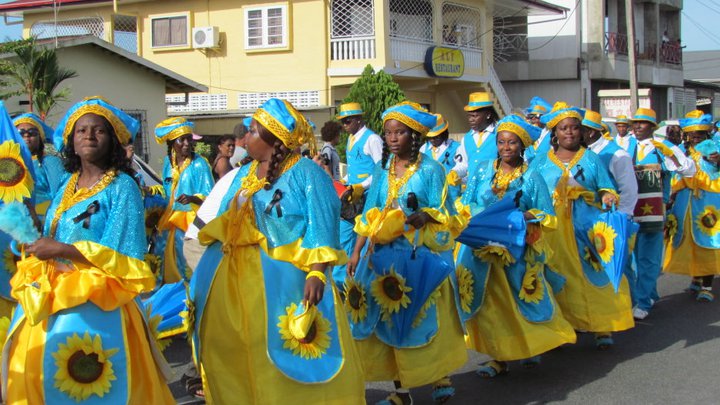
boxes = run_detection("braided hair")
[35,137,45,164]
[381,129,423,169]
[62,117,135,177]
[256,123,290,190]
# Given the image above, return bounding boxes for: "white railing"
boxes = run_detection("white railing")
[330,36,376,60]
[390,37,432,62]
[487,57,512,115]
[461,47,482,69]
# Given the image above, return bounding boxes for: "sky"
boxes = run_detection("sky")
[0,1,715,51]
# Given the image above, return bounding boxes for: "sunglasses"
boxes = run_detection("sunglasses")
[18,128,40,137]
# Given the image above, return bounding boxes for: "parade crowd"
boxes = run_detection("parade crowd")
[0,91,717,405]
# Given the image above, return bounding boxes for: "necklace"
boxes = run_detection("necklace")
[492,159,526,198]
[50,170,117,237]
[385,155,421,208]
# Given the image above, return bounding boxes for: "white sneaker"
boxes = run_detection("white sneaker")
[632,307,649,320]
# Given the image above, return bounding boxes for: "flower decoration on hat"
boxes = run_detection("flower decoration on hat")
[154,117,195,144]
[254,98,316,155]
[382,101,438,136]
[54,97,140,151]
[540,101,583,130]
[13,113,55,143]
[495,114,541,147]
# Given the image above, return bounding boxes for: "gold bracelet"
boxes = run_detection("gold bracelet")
[306,270,327,284]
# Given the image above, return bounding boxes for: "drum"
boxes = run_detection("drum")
[633,164,664,233]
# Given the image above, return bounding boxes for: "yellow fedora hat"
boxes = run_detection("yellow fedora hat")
[336,102,364,120]
[464,92,494,112]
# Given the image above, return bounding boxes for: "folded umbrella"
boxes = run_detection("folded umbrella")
[456,193,526,259]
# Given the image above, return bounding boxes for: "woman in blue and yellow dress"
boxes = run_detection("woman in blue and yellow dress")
[4,97,174,404]
[14,113,67,222]
[346,102,466,405]
[456,115,576,377]
[531,102,633,349]
[664,112,720,302]
[151,117,213,284]
[190,98,364,404]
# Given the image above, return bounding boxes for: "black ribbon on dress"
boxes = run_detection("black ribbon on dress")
[574,165,585,181]
[407,192,419,259]
[264,189,284,217]
[441,151,451,166]
[73,200,100,229]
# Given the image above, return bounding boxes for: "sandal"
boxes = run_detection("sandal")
[376,392,412,405]
[520,355,541,369]
[185,376,204,399]
[697,290,714,302]
[687,279,702,293]
[595,334,613,351]
[476,360,508,378]
[432,377,455,403]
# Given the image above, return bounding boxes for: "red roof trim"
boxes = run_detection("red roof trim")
[0,0,110,12]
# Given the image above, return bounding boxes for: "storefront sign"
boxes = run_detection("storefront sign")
[424,47,464,78]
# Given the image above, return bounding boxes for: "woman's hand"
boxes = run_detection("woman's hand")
[600,191,618,208]
[304,276,326,306]
[26,238,67,261]
[405,211,437,229]
[177,194,203,205]
[347,251,360,278]
[708,152,720,164]
[523,211,536,221]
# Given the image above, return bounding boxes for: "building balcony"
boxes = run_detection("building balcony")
[605,31,681,66]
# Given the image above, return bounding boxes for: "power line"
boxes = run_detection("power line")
[682,11,720,47]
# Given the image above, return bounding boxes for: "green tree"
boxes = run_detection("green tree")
[338,64,405,161]
[0,38,77,119]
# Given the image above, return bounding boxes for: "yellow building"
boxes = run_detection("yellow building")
[0,0,564,138]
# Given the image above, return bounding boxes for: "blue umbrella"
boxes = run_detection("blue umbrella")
[143,281,187,337]
[456,194,526,259]
[371,245,453,347]
[581,206,637,292]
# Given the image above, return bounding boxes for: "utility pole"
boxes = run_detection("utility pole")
[626,0,639,111]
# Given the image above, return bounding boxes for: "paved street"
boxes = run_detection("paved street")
[168,273,720,404]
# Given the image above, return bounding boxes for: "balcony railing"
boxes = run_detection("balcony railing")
[605,32,632,55]
[390,37,481,69]
[492,33,528,63]
[330,36,376,60]
[660,42,682,64]
[606,32,682,65]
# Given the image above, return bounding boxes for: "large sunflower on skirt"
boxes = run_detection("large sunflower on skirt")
[344,278,368,323]
[51,332,119,401]
[518,262,545,304]
[588,221,617,263]
[696,205,720,236]
[456,264,474,313]
[277,303,332,359]
[3,247,17,275]
[371,265,412,321]
[0,141,33,204]
[473,244,516,269]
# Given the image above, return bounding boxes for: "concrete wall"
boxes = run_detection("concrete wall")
[502,79,582,109]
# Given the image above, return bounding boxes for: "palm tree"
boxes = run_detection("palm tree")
[0,38,77,119]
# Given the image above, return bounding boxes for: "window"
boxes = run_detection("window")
[151,15,188,48]
[244,5,289,50]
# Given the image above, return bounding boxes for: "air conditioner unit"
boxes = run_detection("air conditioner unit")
[192,26,220,49]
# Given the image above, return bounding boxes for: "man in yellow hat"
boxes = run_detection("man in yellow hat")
[613,115,635,153]
[628,107,696,320]
[420,113,461,202]
[336,102,383,199]
[453,92,500,181]
[581,109,637,216]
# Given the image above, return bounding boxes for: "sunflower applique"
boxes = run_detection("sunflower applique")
[143,305,171,352]
[277,303,332,360]
[0,141,33,203]
[518,262,545,304]
[664,213,678,240]
[473,244,516,269]
[588,221,617,263]
[144,206,164,235]
[696,205,720,236]
[371,266,412,322]
[583,246,603,272]
[51,332,119,401]
[343,278,368,323]
[144,254,161,276]
[3,248,17,275]
[456,264,474,313]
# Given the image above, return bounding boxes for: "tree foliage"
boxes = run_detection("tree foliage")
[338,64,405,161]
[0,38,78,119]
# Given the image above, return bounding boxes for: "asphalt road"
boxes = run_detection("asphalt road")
[168,272,720,404]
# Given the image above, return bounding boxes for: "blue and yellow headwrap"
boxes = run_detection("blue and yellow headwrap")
[526,96,552,117]
[496,114,541,148]
[13,113,54,143]
[679,112,713,133]
[53,96,139,152]
[382,102,437,136]
[154,117,195,144]
[253,98,316,154]
[540,101,583,130]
